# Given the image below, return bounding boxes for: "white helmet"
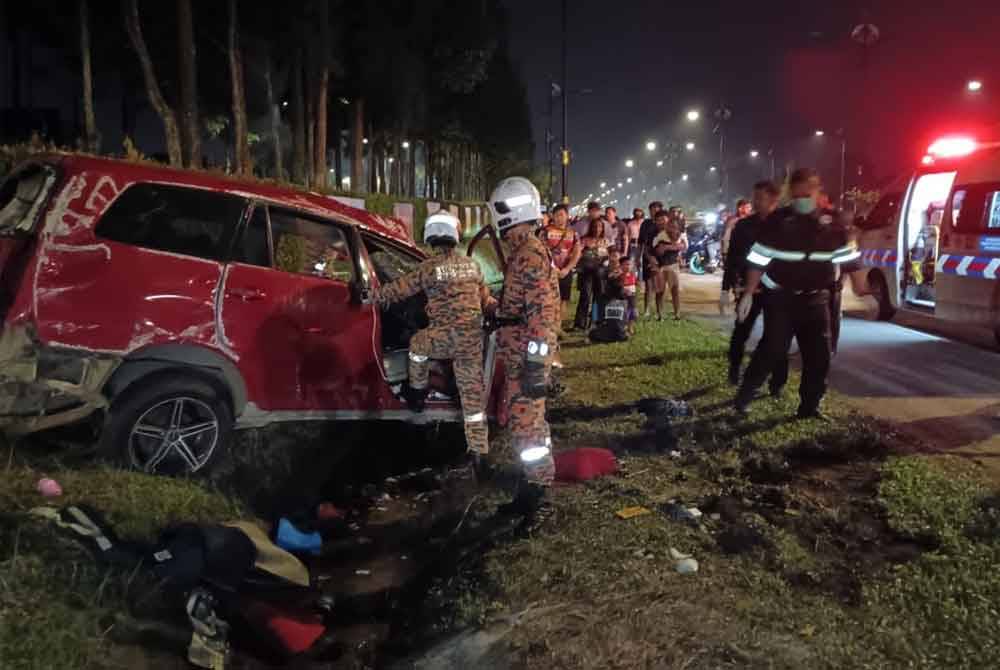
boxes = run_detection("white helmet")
[489,177,542,233]
[423,211,461,245]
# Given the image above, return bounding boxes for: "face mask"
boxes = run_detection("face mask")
[792,197,816,215]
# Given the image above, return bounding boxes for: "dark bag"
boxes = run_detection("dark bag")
[589,319,628,343]
[589,299,629,343]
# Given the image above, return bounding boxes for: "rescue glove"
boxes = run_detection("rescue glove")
[522,340,551,399]
[736,292,753,323]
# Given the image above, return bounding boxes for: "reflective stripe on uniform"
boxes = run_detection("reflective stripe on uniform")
[520,446,551,463]
[409,353,429,363]
[807,251,835,261]
[832,250,862,264]
[464,412,485,423]
[746,249,772,267]
[831,243,861,264]
[760,274,780,290]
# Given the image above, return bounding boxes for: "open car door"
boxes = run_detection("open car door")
[467,223,507,421]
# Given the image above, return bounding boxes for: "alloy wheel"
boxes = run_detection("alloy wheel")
[128,397,219,475]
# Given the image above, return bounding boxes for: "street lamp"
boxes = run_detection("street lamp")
[656,160,664,167]
[814,130,825,137]
[626,177,633,183]
[686,110,700,122]
[749,150,759,158]
[401,141,410,149]
[600,181,607,189]
[646,141,657,152]
[685,142,696,151]
[709,166,717,172]
[617,182,623,188]
[968,79,983,92]
[681,174,689,181]
[625,159,635,168]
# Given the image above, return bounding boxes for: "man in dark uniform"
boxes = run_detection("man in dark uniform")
[734,169,865,419]
[721,180,788,392]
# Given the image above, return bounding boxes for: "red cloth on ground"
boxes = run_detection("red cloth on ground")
[554,448,617,482]
[242,599,325,654]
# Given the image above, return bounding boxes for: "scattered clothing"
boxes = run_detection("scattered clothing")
[275,518,323,557]
[554,448,617,482]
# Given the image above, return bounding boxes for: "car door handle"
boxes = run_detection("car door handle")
[226,287,266,301]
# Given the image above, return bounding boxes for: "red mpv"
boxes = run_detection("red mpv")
[0,155,507,475]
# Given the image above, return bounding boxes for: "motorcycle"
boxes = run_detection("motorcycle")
[684,224,720,275]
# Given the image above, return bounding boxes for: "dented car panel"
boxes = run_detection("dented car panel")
[0,153,483,439]
[220,261,384,412]
[0,324,119,434]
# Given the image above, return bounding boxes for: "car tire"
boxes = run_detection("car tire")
[870,271,896,321]
[99,372,233,476]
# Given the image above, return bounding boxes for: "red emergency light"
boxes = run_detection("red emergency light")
[921,155,935,166]
[927,136,978,159]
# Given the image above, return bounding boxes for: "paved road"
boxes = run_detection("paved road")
[679,273,1000,480]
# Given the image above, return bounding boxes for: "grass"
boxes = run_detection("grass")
[1,305,997,669]
[448,308,1000,669]
[0,445,246,670]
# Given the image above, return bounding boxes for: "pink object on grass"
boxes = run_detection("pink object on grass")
[37,478,63,497]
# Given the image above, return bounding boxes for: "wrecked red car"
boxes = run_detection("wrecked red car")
[0,155,507,474]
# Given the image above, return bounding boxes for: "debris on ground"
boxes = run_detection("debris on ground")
[615,506,652,520]
[275,517,323,555]
[662,502,703,526]
[554,447,617,482]
[669,547,699,574]
[36,476,62,497]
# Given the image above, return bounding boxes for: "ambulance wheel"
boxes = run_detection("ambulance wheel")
[870,272,896,321]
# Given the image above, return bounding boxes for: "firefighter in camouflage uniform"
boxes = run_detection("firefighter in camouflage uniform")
[376,212,492,456]
[489,177,560,486]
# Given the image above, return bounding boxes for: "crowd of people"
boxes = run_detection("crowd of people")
[381,168,866,518]
[539,199,693,338]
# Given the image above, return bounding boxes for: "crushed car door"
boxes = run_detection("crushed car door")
[222,203,380,412]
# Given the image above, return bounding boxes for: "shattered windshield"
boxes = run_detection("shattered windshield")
[0,164,58,235]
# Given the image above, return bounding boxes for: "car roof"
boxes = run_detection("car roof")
[45,153,414,246]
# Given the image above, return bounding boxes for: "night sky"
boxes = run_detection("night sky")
[505,0,1000,208]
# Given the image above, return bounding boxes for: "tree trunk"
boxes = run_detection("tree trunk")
[408,141,417,198]
[375,141,385,194]
[312,0,330,189]
[264,51,284,180]
[333,125,343,189]
[79,0,99,152]
[351,97,365,193]
[291,48,307,183]
[305,90,315,186]
[227,0,250,176]
[177,0,200,167]
[123,0,182,165]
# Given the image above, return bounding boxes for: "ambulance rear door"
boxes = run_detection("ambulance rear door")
[897,169,957,309]
[935,149,1000,336]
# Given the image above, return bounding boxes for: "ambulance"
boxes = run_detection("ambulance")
[856,135,1000,349]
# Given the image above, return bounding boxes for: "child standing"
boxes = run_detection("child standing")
[620,256,638,335]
